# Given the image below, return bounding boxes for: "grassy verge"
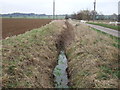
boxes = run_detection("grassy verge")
[1,21,65,88]
[87,22,120,31]
[66,20,119,88]
[91,27,120,49]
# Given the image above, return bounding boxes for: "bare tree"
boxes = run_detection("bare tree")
[111,13,118,21]
[72,10,93,20]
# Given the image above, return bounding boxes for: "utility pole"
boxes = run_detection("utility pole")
[93,0,96,22]
[53,0,55,19]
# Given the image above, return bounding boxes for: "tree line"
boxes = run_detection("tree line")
[70,10,118,21]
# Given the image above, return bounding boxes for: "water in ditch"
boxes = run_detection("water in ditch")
[53,51,69,88]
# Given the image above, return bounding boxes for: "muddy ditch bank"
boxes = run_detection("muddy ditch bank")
[53,20,75,88]
[2,20,67,88]
[56,20,74,52]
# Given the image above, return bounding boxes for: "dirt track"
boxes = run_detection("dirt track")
[2,18,51,39]
[86,23,120,37]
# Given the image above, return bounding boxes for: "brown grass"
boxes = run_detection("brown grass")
[66,20,119,88]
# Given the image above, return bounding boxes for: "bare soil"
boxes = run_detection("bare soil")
[2,18,51,39]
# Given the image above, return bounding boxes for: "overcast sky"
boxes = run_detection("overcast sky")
[0,0,119,15]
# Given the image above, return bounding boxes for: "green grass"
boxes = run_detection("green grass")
[97,72,110,80]
[99,65,120,79]
[91,28,120,78]
[91,27,120,48]
[87,22,120,31]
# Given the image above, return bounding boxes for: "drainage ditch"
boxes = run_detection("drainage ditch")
[53,51,69,88]
[53,20,74,88]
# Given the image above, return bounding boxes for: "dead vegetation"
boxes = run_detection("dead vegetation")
[66,20,119,88]
[2,20,66,88]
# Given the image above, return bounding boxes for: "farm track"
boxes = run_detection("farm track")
[86,23,120,37]
[2,18,51,39]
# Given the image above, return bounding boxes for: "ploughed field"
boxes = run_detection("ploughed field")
[2,18,52,39]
